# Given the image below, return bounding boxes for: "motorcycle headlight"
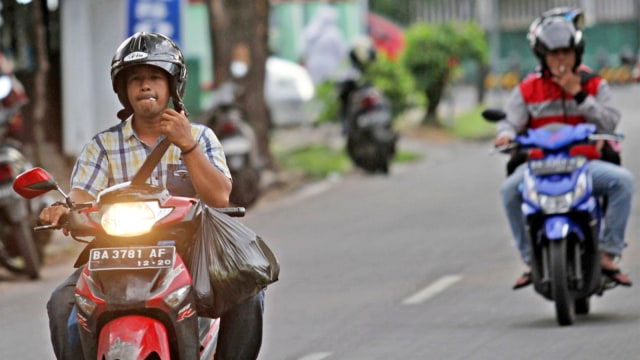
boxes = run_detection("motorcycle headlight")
[539,193,573,214]
[101,201,171,237]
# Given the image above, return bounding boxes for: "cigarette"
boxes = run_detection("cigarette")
[149,97,157,101]
[559,66,566,73]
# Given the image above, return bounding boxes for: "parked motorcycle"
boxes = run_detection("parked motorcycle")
[199,62,261,208]
[484,109,624,326]
[0,69,50,279]
[342,80,397,174]
[12,142,246,359]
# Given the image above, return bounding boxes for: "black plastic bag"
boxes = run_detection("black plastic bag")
[189,207,280,318]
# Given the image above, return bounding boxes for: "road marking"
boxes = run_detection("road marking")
[402,274,463,305]
[297,352,333,360]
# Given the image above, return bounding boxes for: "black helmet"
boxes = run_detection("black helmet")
[527,8,585,70]
[111,32,187,119]
[349,37,377,71]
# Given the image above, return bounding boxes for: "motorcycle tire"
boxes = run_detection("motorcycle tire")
[229,167,261,208]
[575,297,590,315]
[347,137,379,174]
[0,220,41,279]
[550,240,575,326]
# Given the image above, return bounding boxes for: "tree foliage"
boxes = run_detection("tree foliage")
[401,21,488,125]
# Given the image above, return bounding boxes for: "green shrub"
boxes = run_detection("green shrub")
[367,55,423,118]
[402,21,489,125]
[313,57,420,125]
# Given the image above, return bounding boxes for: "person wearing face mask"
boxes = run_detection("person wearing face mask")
[493,8,635,290]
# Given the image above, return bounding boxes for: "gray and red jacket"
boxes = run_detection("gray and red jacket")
[497,69,621,139]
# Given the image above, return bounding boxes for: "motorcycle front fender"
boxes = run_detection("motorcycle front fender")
[96,315,171,360]
[542,215,585,242]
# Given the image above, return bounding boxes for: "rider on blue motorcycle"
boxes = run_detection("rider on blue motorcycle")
[493,7,635,289]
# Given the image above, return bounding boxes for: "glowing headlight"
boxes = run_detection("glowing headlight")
[101,201,169,237]
[539,193,573,214]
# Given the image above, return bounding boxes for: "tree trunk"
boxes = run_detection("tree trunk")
[205,0,273,168]
[422,73,447,126]
[29,0,49,166]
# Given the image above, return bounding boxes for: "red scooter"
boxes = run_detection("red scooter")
[13,150,245,358]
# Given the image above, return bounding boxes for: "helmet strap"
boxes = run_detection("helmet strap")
[173,96,189,117]
[117,107,133,121]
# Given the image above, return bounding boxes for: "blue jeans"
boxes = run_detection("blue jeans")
[48,266,265,360]
[500,160,635,265]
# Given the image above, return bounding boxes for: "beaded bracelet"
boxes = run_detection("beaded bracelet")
[181,143,198,155]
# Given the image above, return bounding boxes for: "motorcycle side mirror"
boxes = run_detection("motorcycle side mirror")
[0,75,12,100]
[482,109,506,122]
[13,167,62,199]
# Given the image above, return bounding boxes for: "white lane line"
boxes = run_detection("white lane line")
[402,274,463,305]
[297,352,333,360]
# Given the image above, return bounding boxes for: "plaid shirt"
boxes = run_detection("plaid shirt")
[71,117,231,198]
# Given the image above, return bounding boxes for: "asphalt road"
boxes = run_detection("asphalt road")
[3,84,640,359]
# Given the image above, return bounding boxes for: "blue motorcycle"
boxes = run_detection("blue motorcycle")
[484,109,623,326]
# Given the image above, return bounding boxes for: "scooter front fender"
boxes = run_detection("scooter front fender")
[97,315,171,360]
[542,215,585,242]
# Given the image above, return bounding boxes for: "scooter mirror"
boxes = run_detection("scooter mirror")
[482,109,506,122]
[0,75,12,100]
[13,167,58,199]
[230,61,248,79]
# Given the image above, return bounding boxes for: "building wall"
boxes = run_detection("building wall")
[61,0,127,156]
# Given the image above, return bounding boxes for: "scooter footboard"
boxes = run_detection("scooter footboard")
[97,315,171,360]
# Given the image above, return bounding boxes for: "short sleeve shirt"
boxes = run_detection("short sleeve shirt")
[70,117,231,198]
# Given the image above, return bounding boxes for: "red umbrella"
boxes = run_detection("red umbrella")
[367,12,405,61]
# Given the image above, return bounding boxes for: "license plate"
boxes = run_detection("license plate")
[529,157,581,175]
[88,246,175,271]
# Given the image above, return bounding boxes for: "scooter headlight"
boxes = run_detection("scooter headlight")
[101,201,171,237]
[539,193,573,214]
[536,172,588,214]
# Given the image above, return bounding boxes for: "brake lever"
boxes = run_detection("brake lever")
[490,142,518,154]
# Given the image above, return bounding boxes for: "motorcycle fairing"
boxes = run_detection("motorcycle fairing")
[517,123,597,150]
[77,255,200,359]
[541,215,586,241]
[522,161,594,214]
[97,315,171,360]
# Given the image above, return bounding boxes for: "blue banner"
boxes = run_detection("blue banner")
[128,0,182,47]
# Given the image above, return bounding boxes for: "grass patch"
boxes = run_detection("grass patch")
[276,144,421,180]
[277,145,351,180]
[447,105,496,140]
